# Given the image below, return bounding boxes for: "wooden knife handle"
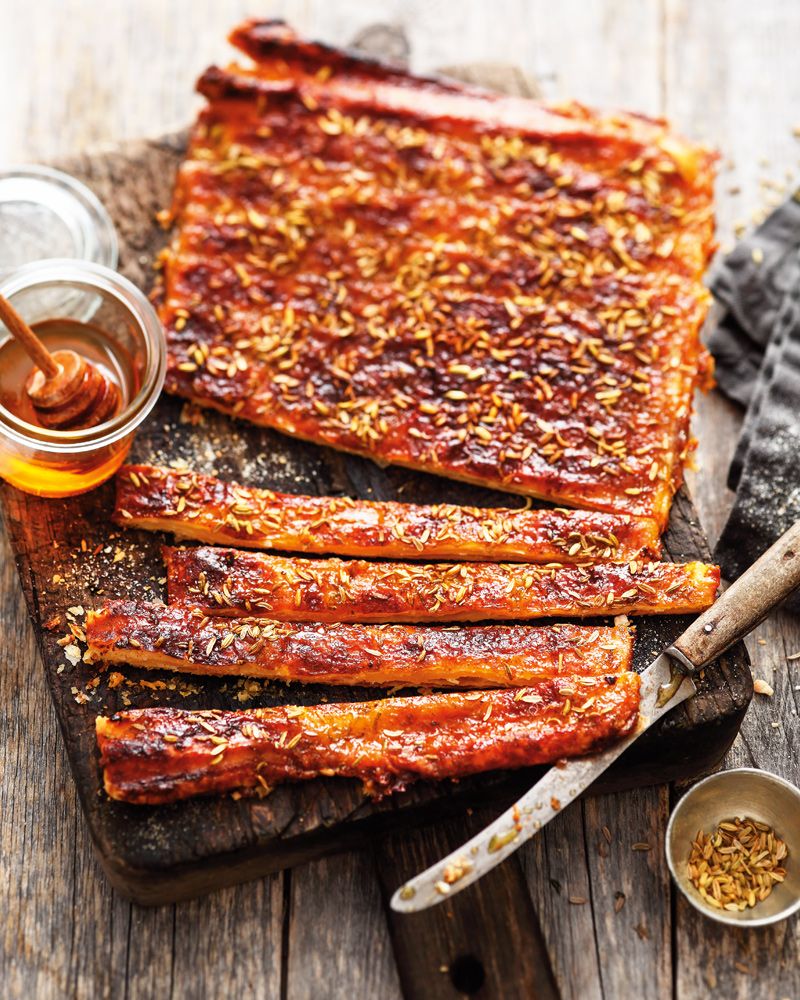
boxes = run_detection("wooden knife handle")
[669,519,800,670]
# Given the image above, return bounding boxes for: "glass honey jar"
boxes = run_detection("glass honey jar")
[0,259,165,497]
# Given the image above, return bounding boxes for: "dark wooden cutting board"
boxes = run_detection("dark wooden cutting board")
[0,125,752,907]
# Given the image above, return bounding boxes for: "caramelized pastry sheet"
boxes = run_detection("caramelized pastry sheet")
[159,20,716,526]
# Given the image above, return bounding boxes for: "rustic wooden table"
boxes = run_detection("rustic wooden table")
[2,2,799,997]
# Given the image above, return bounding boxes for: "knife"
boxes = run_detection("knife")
[392,518,800,912]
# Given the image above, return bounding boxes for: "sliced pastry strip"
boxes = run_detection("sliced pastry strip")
[85,600,633,687]
[164,546,719,622]
[97,673,641,804]
[114,464,661,563]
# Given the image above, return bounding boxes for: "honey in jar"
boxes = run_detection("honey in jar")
[0,260,166,498]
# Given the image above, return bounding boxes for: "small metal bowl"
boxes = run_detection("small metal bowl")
[666,768,800,927]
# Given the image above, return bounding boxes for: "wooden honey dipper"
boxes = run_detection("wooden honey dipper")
[0,294,121,430]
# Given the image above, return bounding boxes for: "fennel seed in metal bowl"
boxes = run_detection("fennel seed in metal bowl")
[687,816,788,912]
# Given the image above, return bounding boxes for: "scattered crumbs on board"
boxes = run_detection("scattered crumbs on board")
[63,645,82,667]
[235,678,267,703]
[179,402,207,426]
[134,408,331,494]
[52,603,202,706]
[69,669,204,708]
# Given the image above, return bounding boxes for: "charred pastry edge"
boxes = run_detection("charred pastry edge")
[227,19,487,96]
[195,64,673,150]
[222,19,706,173]
[84,599,635,686]
[113,463,663,563]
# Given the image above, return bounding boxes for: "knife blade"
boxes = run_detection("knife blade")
[391,651,694,912]
[392,516,800,914]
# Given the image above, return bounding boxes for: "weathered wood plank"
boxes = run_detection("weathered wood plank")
[521,787,674,1000]
[582,787,672,999]
[520,807,604,1000]
[288,855,402,1000]
[0,518,144,1000]
[526,0,663,114]
[377,809,559,1000]
[170,878,284,998]
[519,671,680,1000]
[116,906,176,1000]
[662,2,800,998]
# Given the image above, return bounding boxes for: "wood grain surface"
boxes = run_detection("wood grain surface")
[2,2,800,999]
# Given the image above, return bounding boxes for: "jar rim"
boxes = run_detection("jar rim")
[0,259,166,453]
[0,165,119,280]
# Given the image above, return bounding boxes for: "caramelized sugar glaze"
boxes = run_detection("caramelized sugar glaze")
[159,20,716,528]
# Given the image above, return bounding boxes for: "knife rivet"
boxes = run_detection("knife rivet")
[703,623,714,633]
